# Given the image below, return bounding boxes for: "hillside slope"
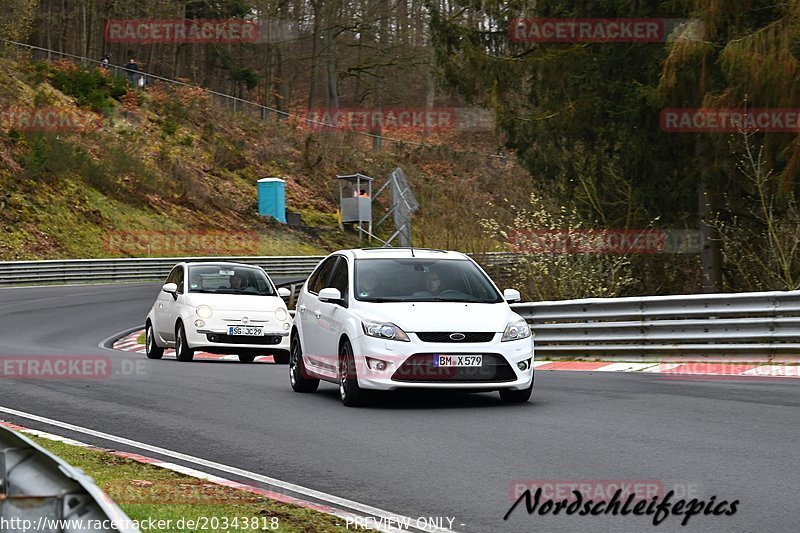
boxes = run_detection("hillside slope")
[0,55,531,261]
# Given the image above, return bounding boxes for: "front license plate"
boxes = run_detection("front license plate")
[433,355,482,367]
[228,325,263,336]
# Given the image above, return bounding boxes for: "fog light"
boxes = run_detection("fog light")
[283,322,290,330]
[194,319,205,328]
[366,357,389,372]
[517,358,531,371]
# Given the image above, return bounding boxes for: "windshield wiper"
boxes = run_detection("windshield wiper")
[211,289,272,295]
[231,290,272,295]
[410,297,484,302]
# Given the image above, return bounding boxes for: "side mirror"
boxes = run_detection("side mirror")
[503,288,521,303]
[162,283,178,294]
[277,287,291,298]
[318,287,343,304]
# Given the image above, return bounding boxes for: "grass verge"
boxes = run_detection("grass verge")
[29,436,350,533]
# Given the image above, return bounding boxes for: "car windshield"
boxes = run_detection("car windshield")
[354,258,503,303]
[188,265,276,296]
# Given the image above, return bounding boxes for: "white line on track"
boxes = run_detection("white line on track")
[0,405,455,533]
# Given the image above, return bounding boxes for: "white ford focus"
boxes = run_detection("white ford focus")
[289,248,534,406]
[145,262,292,363]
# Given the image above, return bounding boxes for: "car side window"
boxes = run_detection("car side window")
[305,269,319,294]
[175,266,185,294]
[327,257,349,302]
[166,266,179,285]
[308,257,337,294]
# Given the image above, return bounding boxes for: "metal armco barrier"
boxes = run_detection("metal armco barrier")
[511,290,800,357]
[0,256,325,286]
[0,425,139,532]
[2,256,798,356]
[0,253,523,286]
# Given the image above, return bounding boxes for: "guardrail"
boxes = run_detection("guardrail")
[0,253,525,286]
[511,290,800,357]
[0,256,325,286]
[2,256,798,356]
[0,424,139,532]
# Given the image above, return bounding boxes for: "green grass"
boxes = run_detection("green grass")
[136,333,145,344]
[30,436,349,533]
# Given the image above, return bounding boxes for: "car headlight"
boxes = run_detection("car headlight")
[361,320,410,342]
[196,305,213,319]
[275,307,288,321]
[501,319,531,342]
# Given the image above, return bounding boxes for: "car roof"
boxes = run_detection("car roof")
[182,261,263,269]
[341,248,469,261]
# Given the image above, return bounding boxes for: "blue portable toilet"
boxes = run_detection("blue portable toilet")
[257,177,286,223]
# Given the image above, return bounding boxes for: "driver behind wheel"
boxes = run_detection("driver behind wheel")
[424,271,442,294]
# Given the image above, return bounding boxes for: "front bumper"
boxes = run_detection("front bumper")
[185,315,291,352]
[351,333,534,391]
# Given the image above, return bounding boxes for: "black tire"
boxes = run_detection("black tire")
[272,350,289,365]
[338,339,367,407]
[175,322,195,362]
[145,321,164,360]
[289,333,319,392]
[499,381,534,403]
[238,354,256,363]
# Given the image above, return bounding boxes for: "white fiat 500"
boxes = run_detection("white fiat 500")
[145,262,292,363]
[289,248,534,406]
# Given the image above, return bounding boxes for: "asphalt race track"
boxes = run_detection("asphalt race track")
[1,282,798,532]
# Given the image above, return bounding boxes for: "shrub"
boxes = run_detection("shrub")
[47,62,127,113]
[482,193,637,301]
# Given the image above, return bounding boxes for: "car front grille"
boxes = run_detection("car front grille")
[415,332,496,343]
[206,334,283,345]
[391,353,517,383]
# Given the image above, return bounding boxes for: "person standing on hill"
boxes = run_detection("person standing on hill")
[125,58,139,85]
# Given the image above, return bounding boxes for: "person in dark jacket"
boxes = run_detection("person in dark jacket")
[125,58,139,85]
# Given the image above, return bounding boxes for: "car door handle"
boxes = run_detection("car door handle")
[314,310,321,319]
[298,304,306,313]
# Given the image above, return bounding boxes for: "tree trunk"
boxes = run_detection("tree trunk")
[697,138,722,293]
[307,1,320,111]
